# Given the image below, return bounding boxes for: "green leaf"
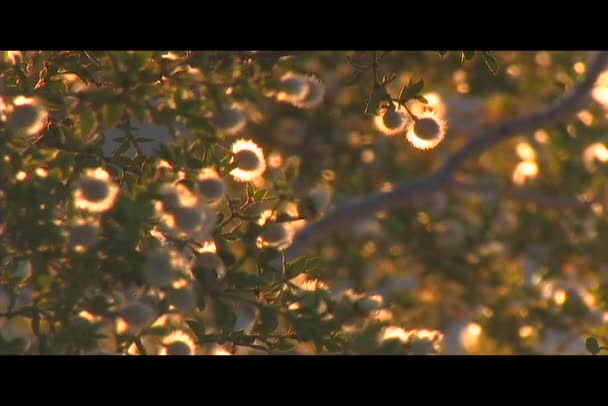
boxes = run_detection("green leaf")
[246,182,256,199]
[258,306,279,334]
[103,103,126,127]
[79,109,97,140]
[286,256,320,279]
[253,189,268,201]
[213,300,237,333]
[462,51,476,62]
[260,264,282,286]
[414,95,429,104]
[482,52,500,75]
[401,79,424,102]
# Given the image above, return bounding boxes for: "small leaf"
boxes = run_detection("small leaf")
[462,51,476,62]
[410,79,424,96]
[414,95,429,104]
[79,109,97,140]
[253,189,268,201]
[586,337,601,355]
[258,306,279,334]
[246,182,255,199]
[401,79,425,102]
[483,52,500,75]
[286,256,321,279]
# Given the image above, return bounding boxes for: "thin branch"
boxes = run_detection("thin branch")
[451,181,602,211]
[287,51,608,259]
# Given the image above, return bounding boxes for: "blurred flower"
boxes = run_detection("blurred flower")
[583,143,608,172]
[512,161,538,185]
[5,96,47,136]
[277,73,325,109]
[214,104,247,135]
[291,76,325,109]
[67,218,100,252]
[379,326,443,354]
[230,139,266,182]
[156,198,217,243]
[158,182,198,210]
[73,168,119,213]
[592,70,608,108]
[277,73,310,103]
[406,111,447,150]
[380,326,409,343]
[374,103,410,136]
[210,345,232,355]
[142,249,191,287]
[257,222,295,249]
[515,142,536,161]
[410,92,447,117]
[195,168,226,203]
[160,330,197,355]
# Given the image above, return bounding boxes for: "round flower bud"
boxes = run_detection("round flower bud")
[214,104,247,135]
[161,330,196,355]
[406,112,447,150]
[73,168,120,213]
[375,104,410,136]
[230,139,266,182]
[6,96,47,136]
[291,76,325,109]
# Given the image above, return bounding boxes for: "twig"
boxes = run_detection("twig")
[286,51,608,259]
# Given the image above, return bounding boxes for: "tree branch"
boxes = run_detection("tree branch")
[287,51,608,259]
[452,181,602,211]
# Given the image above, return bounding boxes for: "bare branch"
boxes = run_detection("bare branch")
[452,181,601,211]
[287,51,608,259]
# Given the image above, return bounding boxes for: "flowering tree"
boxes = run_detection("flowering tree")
[1,50,608,355]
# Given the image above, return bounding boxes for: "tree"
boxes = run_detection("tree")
[1,50,607,355]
